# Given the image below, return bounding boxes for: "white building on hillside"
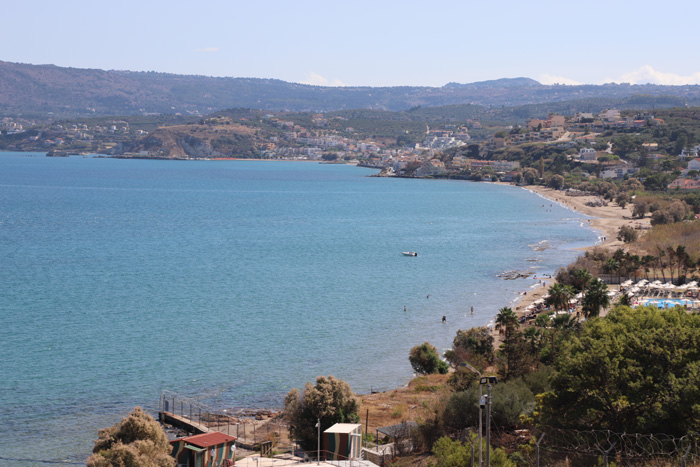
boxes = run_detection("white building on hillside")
[579,148,597,161]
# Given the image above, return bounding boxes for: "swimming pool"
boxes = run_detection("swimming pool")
[637,298,697,309]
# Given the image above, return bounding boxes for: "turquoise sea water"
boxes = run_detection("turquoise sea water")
[0,152,598,464]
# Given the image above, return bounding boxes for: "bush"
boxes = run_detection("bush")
[409,342,449,375]
[617,225,638,243]
[284,375,360,452]
[490,379,536,428]
[442,389,480,432]
[433,436,516,467]
[87,407,174,467]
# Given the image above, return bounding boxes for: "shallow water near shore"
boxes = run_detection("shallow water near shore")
[0,152,597,464]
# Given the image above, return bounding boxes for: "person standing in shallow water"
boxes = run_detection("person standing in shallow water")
[404,305,407,312]
[470,305,474,314]
[442,315,446,323]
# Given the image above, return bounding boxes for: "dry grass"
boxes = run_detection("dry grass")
[357,374,450,434]
[637,221,700,258]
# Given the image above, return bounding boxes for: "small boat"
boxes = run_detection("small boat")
[402,251,418,256]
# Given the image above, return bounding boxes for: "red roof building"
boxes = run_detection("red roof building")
[171,432,237,466]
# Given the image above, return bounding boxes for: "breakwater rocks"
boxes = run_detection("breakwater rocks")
[497,270,535,280]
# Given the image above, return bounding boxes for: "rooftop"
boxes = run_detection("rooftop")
[172,431,236,448]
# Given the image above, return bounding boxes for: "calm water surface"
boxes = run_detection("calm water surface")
[0,152,598,464]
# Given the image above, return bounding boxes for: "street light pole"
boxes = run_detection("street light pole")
[316,418,320,465]
[478,383,484,467]
[460,362,483,467]
[485,383,492,467]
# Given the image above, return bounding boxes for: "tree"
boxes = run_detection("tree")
[572,268,593,294]
[546,283,574,312]
[444,327,494,390]
[495,307,523,380]
[523,326,543,358]
[495,307,519,341]
[581,278,610,318]
[444,327,494,368]
[522,168,539,185]
[284,375,360,452]
[542,306,700,436]
[409,342,449,375]
[617,225,638,243]
[547,174,565,190]
[87,407,175,467]
[615,191,631,208]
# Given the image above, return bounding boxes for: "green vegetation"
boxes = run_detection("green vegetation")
[542,306,700,436]
[283,375,360,452]
[87,407,174,467]
[409,342,449,375]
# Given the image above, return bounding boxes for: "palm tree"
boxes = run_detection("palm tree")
[546,283,574,312]
[603,258,620,283]
[549,312,579,359]
[552,312,578,329]
[655,247,667,282]
[495,306,520,380]
[573,268,592,294]
[495,306,519,341]
[641,255,656,280]
[676,245,691,282]
[522,326,542,358]
[667,246,677,284]
[581,278,610,318]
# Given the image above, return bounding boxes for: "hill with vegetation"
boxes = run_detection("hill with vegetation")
[3,60,700,118]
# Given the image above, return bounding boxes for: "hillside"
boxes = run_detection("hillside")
[3,61,700,118]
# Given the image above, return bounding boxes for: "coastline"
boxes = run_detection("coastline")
[500,184,651,322]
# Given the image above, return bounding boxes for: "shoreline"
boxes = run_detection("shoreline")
[498,184,651,325]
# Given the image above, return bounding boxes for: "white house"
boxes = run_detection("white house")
[679,146,700,159]
[600,163,637,180]
[579,148,597,161]
[686,158,700,174]
[599,109,621,122]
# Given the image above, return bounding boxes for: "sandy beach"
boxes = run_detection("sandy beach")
[502,184,651,320]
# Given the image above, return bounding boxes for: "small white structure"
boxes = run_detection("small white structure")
[579,148,597,161]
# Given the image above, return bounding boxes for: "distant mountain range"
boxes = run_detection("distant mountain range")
[2,60,700,118]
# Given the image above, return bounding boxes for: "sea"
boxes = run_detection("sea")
[0,152,598,465]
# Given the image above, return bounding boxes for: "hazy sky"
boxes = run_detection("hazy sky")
[4,0,699,87]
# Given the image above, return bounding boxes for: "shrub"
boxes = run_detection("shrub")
[87,407,174,467]
[617,225,638,243]
[433,436,516,467]
[490,379,535,428]
[442,389,480,432]
[409,342,449,375]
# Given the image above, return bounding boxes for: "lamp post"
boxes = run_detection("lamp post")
[315,418,320,465]
[480,376,498,467]
[460,362,483,467]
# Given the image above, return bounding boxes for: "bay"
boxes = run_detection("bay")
[0,152,597,464]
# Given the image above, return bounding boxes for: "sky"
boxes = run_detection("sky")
[3,0,700,88]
